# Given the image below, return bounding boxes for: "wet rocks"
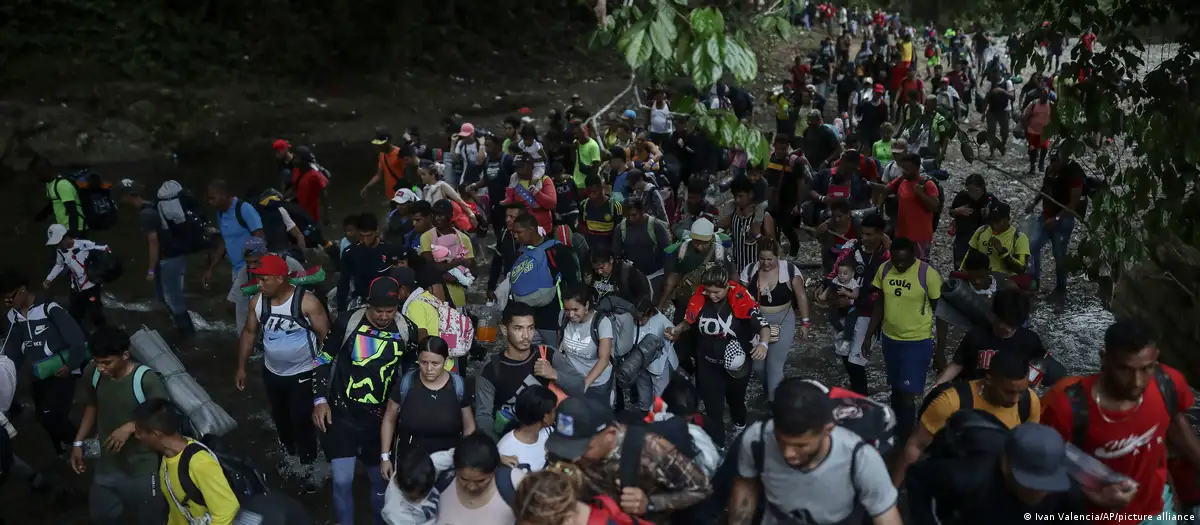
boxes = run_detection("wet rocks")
[1111,237,1200,381]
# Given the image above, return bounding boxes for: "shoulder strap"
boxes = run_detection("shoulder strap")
[880,260,893,282]
[495,465,518,505]
[92,367,101,389]
[848,440,867,502]
[1064,381,1090,449]
[751,420,768,475]
[397,369,416,406]
[132,365,151,404]
[234,200,248,231]
[1154,366,1178,417]
[620,426,647,489]
[953,381,974,411]
[178,442,209,506]
[919,381,959,417]
[1018,389,1032,422]
[451,372,465,403]
[646,217,658,246]
[340,308,367,351]
[255,292,270,329]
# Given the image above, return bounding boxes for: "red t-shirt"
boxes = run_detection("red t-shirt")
[293,168,327,222]
[1040,366,1194,525]
[891,177,938,244]
[1082,32,1097,52]
[792,64,812,89]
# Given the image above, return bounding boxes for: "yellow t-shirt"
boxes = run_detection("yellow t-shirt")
[965,226,1031,274]
[405,291,441,337]
[921,380,1041,435]
[872,261,944,341]
[901,41,914,62]
[419,229,476,306]
[161,440,240,525]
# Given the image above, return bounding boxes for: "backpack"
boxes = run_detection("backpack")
[255,287,320,358]
[414,293,475,358]
[175,438,272,507]
[52,170,119,231]
[435,465,521,505]
[803,379,897,455]
[879,259,934,315]
[91,365,153,403]
[618,215,665,247]
[586,494,654,525]
[917,174,947,231]
[919,381,1033,429]
[921,408,1016,461]
[235,198,293,254]
[509,240,561,307]
[394,368,464,406]
[337,307,417,355]
[592,295,637,358]
[153,189,217,255]
[748,421,870,525]
[84,247,124,285]
[1065,366,1177,449]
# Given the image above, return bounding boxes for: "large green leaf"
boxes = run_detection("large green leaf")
[617,19,652,69]
[690,7,724,39]
[649,9,678,61]
[723,35,757,84]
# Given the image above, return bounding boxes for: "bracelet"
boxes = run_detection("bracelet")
[72,441,84,448]
[313,397,327,407]
[146,269,156,276]
[380,452,392,461]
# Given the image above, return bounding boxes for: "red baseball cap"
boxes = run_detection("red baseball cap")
[272,139,291,152]
[250,254,290,277]
[874,84,885,93]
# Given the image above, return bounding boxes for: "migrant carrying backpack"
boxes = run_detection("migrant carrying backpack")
[919,381,1033,430]
[921,408,1016,461]
[84,247,124,285]
[53,170,119,231]
[509,240,561,307]
[878,260,934,315]
[1065,366,1178,449]
[395,368,465,405]
[176,438,272,507]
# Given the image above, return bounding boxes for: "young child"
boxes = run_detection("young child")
[517,123,548,179]
[381,446,455,525]
[497,385,556,472]
[872,122,896,163]
[429,244,474,287]
[818,258,862,353]
[456,183,488,233]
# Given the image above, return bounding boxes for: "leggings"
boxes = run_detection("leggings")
[31,375,78,455]
[68,286,106,330]
[755,309,795,402]
[696,355,750,442]
[262,368,319,463]
[331,457,388,525]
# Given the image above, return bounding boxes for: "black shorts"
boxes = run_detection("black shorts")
[322,405,385,465]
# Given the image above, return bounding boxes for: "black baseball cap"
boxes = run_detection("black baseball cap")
[367,277,401,308]
[371,127,392,146]
[546,397,614,461]
[986,201,1011,223]
[1006,424,1071,492]
[388,266,416,290]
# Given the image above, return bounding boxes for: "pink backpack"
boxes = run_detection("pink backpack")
[416,294,475,357]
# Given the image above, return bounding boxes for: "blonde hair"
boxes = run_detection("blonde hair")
[514,462,584,525]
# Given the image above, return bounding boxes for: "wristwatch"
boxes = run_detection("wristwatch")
[646,502,659,514]
[380,452,392,462]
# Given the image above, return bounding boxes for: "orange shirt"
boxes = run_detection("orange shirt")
[378,147,408,197]
[893,177,939,244]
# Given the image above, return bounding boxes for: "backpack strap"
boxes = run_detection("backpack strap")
[751,420,769,475]
[132,366,150,404]
[620,425,647,490]
[177,442,215,507]
[91,367,101,390]
[1018,389,1032,423]
[434,468,456,493]
[917,261,931,315]
[450,372,465,404]
[234,200,249,232]
[1064,381,1090,449]
[339,308,368,351]
[918,381,960,417]
[1154,366,1178,418]
[495,465,520,505]
[396,369,417,406]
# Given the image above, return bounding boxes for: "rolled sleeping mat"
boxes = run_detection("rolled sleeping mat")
[130,327,237,438]
[616,335,666,389]
[938,279,994,328]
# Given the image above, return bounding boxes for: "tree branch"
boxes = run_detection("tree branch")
[975,157,1091,233]
[588,71,637,131]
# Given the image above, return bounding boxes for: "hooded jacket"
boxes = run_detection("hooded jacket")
[2,296,89,375]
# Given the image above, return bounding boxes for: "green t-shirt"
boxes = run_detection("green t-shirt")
[872,140,895,163]
[572,138,602,188]
[46,178,84,229]
[85,363,169,475]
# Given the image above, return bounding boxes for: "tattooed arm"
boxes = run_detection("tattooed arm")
[642,434,713,512]
[728,476,760,525]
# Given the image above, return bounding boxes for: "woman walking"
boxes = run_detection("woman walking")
[554,285,615,407]
[722,177,775,274]
[739,240,812,401]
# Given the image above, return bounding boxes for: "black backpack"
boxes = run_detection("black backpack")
[236,198,292,255]
[84,248,124,285]
[177,438,271,506]
[922,408,1014,461]
[151,191,218,255]
[53,171,119,231]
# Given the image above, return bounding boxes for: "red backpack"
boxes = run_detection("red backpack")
[587,494,655,525]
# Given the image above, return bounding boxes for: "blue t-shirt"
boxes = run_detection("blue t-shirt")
[217,198,263,271]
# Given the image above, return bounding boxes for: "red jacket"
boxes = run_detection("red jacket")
[684,281,758,324]
[503,176,557,232]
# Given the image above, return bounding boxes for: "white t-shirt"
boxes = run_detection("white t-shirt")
[497,428,552,471]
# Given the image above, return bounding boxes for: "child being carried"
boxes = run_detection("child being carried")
[818,258,861,354]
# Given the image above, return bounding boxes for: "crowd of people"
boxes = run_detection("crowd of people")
[4,5,1199,525]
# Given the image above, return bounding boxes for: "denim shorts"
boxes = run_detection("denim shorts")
[881,336,933,394]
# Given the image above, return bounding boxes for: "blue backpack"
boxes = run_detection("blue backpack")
[510,240,561,307]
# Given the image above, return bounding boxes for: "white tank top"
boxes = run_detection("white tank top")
[649,104,674,134]
[254,288,318,377]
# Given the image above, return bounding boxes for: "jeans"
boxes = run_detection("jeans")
[1027,215,1076,291]
[90,470,166,525]
[155,256,194,335]
[696,354,750,442]
[331,457,388,525]
[985,111,1010,154]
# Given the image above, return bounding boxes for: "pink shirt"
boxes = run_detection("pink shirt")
[1024,102,1052,135]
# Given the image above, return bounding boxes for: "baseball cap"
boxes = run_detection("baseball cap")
[1006,424,1071,492]
[874,83,885,93]
[891,138,909,153]
[391,188,420,205]
[45,224,67,245]
[458,122,476,137]
[986,201,1012,223]
[112,178,146,199]
[388,266,416,290]
[690,218,715,242]
[367,277,402,308]
[371,127,392,145]
[546,397,614,461]
[271,139,290,152]
[622,109,637,119]
[243,236,268,257]
[723,340,750,378]
[249,254,289,277]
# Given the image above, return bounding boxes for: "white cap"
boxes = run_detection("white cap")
[690,218,714,241]
[46,224,67,246]
[391,188,420,205]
